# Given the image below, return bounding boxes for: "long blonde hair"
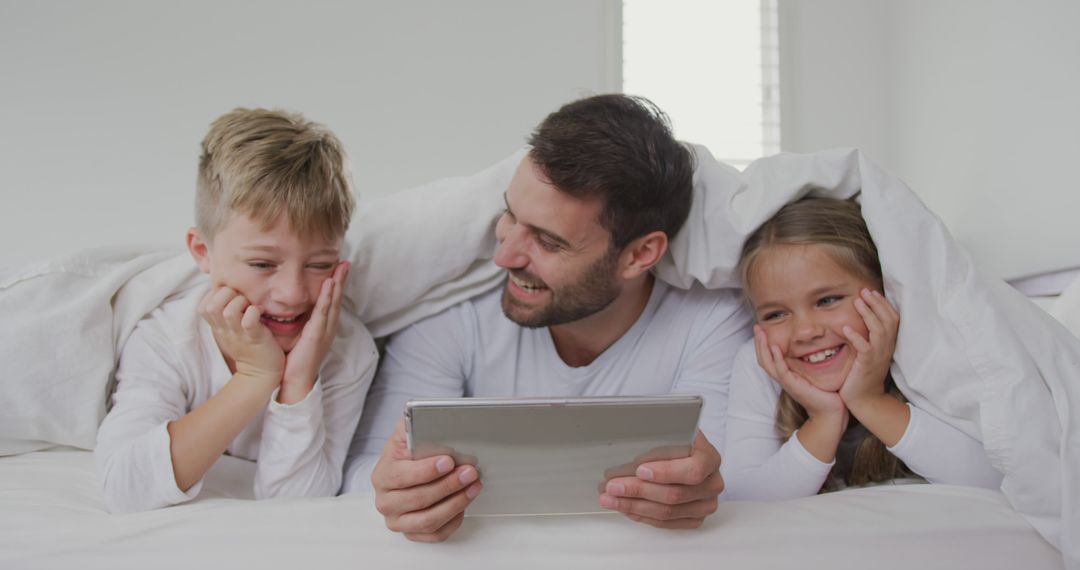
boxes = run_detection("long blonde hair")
[738,196,911,490]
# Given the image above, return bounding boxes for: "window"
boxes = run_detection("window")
[623,0,780,169]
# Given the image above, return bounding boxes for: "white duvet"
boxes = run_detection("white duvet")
[0,449,1061,570]
[1,145,1075,567]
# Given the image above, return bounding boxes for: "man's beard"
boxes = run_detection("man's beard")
[501,248,621,328]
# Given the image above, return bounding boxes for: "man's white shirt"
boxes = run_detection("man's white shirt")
[343,278,751,492]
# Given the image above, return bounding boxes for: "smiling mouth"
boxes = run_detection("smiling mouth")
[508,273,548,293]
[260,312,308,332]
[800,345,844,365]
[263,314,302,324]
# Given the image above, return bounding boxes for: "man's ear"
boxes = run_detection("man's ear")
[618,230,668,280]
[186,228,212,274]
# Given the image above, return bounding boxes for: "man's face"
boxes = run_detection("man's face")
[189,212,342,353]
[493,156,622,328]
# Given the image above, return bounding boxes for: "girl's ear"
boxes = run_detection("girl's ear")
[186,228,212,274]
[617,230,668,280]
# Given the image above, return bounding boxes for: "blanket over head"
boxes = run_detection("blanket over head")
[0,145,1074,566]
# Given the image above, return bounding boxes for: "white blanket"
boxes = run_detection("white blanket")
[656,147,1078,566]
[0,449,1062,570]
[1,145,1075,567]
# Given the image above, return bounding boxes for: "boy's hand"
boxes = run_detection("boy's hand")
[838,289,899,410]
[199,286,284,388]
[600,430,723,529]
[372,419,482,542]
[279,261,349,404]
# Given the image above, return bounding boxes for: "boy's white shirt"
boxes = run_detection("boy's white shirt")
[94,282,378,513]
[721,341,1003,501]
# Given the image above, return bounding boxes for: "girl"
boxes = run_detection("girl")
[722,196,1002,500]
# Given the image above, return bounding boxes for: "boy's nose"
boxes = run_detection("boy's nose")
[272,272,310,308]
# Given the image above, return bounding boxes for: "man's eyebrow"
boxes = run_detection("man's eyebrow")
[503,192,574,249]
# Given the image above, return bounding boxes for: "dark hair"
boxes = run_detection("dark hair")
[527,94,695,250]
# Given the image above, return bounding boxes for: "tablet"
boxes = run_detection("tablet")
[405,395,702,516]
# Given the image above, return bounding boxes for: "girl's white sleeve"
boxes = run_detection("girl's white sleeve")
[721,341,833,501]
[254,315,378,499]
[887,403,1003,489]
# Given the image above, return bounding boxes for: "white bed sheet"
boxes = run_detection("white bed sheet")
[0,449,1060,570]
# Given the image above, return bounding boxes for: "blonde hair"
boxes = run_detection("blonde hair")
[738,196,911,490]
[196,108,354,242]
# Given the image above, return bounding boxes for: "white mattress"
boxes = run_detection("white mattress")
[0,449,1061,569]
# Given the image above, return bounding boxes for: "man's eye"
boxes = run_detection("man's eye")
[537,238,561,252]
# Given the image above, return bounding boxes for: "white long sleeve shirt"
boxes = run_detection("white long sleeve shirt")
[342,280,752,492]
[722,341,1003,500]
[95,282,378,513]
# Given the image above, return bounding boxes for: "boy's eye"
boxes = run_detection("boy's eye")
[308,263,335,271]
[817,295,844,307]
[249,261,275,270]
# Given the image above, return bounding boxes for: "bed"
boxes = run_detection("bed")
[2,147,1075,568]
[0,448,1061,569]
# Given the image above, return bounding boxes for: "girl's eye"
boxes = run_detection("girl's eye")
[760,311,784,322]
[817,295,844,307]
[249,262,275,270]
[308,263,335,271]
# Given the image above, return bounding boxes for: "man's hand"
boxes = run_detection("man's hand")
[371,419,483,542]
[599,430,723,529]
[279,261,349,404]
[198,285,284,387]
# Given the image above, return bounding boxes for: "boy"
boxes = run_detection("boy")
[95,108,377,513]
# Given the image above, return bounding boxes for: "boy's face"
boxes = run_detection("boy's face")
[187,212,342,353]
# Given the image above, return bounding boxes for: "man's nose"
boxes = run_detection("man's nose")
[493,222,528,270]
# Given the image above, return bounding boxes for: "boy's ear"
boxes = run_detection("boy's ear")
[617,230,668,281]
[186,228,212,274]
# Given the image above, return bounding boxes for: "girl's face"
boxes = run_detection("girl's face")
[747,243,881,392]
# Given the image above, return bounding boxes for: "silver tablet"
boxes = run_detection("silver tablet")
[404,395,702,516]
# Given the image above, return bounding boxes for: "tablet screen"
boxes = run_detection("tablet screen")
[405,395,702,516]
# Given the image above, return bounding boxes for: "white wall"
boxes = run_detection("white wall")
[0,0,619,269]
[781,0,1080,280]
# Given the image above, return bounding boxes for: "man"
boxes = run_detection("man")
[343,94,751,541]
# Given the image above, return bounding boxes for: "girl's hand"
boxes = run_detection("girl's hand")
[199,286,285,388]
[279,261,350,404]
[838,289,899,411]
[753,325,847,421]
